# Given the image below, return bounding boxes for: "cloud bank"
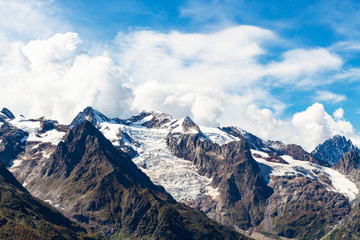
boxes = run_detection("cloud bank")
[0,26,357,151]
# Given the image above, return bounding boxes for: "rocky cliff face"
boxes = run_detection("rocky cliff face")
[258,175,351,239]
[0,163,98,240]
[166,131,273,231]
[332,151,360,175]
[0,123,28,166]
[312,135,360,166]
[20,121,248,239]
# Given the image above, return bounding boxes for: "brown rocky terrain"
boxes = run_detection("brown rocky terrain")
[258,175,351,239]
[18,120,249,239]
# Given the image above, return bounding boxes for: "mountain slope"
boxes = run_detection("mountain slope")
[23,120,249,239]
[166,127,273,231]
[0,163,99,240]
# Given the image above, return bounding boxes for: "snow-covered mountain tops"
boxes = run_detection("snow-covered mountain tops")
[1,106,359,203]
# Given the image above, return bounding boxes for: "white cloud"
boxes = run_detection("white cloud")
[0,24,356,152]
[0,0,66,41]
[333,108,345,119]
[266,48,343,87]
[290,103,355,151]
[0,32,133,123]
[315,90,347,103]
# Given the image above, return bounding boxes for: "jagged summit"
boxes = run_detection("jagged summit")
[69,106,111,128]
[222,126,321,164]
[170,116,201,134]
[311,134,360,166]
[124,110,174,128]
[0,108,15,120]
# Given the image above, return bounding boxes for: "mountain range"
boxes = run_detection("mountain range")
[0,106,359,239]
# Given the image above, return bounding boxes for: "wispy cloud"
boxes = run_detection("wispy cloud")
[315,90,347,103]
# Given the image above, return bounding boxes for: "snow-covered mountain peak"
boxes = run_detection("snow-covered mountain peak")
[125,111,174,128]
[170,116,201,134]
[69,106,110,128]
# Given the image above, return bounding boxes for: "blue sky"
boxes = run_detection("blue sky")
[1,0,360,150]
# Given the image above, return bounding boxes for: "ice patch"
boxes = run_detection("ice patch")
[10,117,41,133]
[100,123,122,147]
[26,129,65,145]
[200,126,239,145]
[170,118,185,133]
[133,115,154,125]
[10,159,22,168]
[252,149,359,201]
[41,151,52,159]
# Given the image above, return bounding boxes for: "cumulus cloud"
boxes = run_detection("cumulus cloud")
[289,103,356,150]
[315,90,347,103]
[0,32,133,123]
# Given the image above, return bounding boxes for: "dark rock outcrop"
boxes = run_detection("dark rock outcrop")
[0,123,28,166]
[1,108,15,120]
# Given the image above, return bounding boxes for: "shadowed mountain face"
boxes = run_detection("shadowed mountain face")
[23,120,248,239]
[0,123,28,167]
[0,163,99,240]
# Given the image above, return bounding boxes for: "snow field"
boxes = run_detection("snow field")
[101,124,220,202]
[251,149,358,200]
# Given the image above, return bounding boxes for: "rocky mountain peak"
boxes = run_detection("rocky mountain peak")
[0,108,15,120]
[125,110,173,128]
[311,134,360,166]
[69,106,110,128]
[168,116,202,135]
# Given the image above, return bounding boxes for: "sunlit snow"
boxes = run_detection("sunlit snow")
[27,129,65,145]
[99,123,220,202]
[252,149,359,200]
[200,126,239,145]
